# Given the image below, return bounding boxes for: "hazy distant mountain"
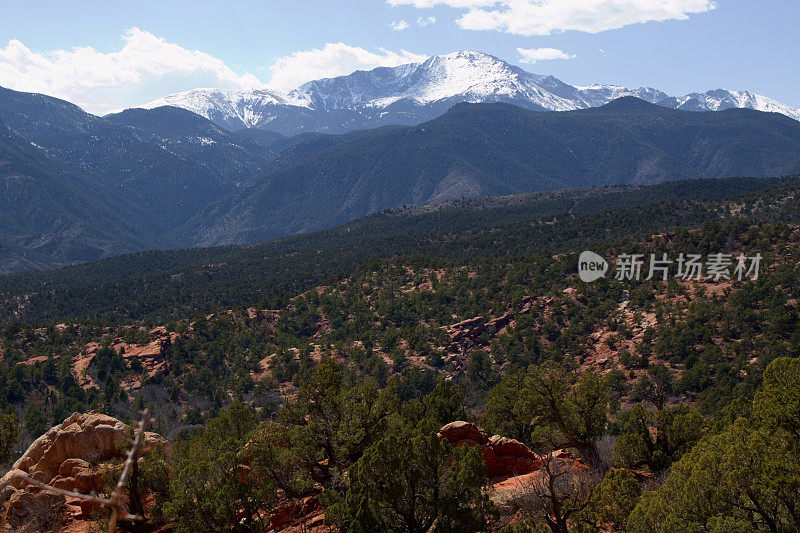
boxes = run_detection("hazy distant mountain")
[3,79,800,274]
[139,51,800,135]
[0,87,282,272]
[179,98,800,246]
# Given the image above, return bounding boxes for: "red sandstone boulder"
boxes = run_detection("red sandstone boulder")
[486,435,541,477]
[57,458,89,477]
[489,435,537,459]
[438,421,541,477]
[0,412,169,530]
[438,421,489,445]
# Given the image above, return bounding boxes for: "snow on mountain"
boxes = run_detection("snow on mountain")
[571,84,669,107]
[294,51,579,112]
[136,51,800,134]
[142,88,312,130]
[661,89,800,121]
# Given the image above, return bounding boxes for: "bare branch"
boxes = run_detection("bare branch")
[18,474,109,508]
[108,409,152,532]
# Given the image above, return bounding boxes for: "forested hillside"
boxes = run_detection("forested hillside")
[1,176,800,531]
[0,124,151,271]
[1,176,795,323]
[182,99,800,245]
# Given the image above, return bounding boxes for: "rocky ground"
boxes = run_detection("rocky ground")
[1,414,567,532]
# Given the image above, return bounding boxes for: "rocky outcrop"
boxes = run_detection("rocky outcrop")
[0,412,168,530]
[444,296,535,353]
[269,496,323,531]
[446,317,487,347]
[438,421,541,478]
[74,327,178,391]
[438,420,489,445]
[486,435,542,477]
[113,328,176,378]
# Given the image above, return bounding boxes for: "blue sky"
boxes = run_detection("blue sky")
[0,0,797,114]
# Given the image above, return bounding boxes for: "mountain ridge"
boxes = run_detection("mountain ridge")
[178,98,800,246]
[138,51,800,134]
[3,80,800,275]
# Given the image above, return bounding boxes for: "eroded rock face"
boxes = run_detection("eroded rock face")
[438,421,541,477]
[0,412,169,530]
[491,449,589,513]
[270,496,322,531]
[444,296,535,354]
[75,328,178,390]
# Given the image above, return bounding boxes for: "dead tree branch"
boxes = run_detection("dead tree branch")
[19,409,153,533]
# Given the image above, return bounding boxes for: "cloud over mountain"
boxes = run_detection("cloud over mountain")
[389,0,716,36]
[0,30,427,114]
[517,47,576,64]
[265,43,426,92]
[0,27,265,114]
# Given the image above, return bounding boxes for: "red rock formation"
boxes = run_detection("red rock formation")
[439,421,541,477]
[113,331,175,378]
[73,328,179,391]
[270,496,322,531]
[0,413,169,530]
[444,296,536,354]
[445,316,487,351]
[438,420,489,445]
[491,449,589,513]
[486,312,513,333]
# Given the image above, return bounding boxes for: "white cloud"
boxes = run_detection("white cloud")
[0,27,265,114]
[517,47,576,63]
[0,31,431,113]
[417,15,437,26]
[391,19,410,30]
[387,0,494,6]
[266,43,427,92]
[388,0,716,36]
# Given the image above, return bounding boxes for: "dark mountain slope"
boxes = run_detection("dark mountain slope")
[0,88,274,233]
[0,124,153,272]
[105,105,234,138]
[1,175,795,324]
[183,98,800,246]
[0,88,280,272]
[3,87,800,275]
[104,105,276,185]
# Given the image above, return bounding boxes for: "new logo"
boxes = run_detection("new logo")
[578,251,608,282]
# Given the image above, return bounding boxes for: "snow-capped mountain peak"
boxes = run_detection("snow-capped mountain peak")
[141,88,312,130]
[135,51,800,134]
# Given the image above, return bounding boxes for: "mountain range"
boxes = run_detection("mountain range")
[2,50,800,274]
[181,98,800,246]
[0,86,280,271]
[140,51,800,135]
